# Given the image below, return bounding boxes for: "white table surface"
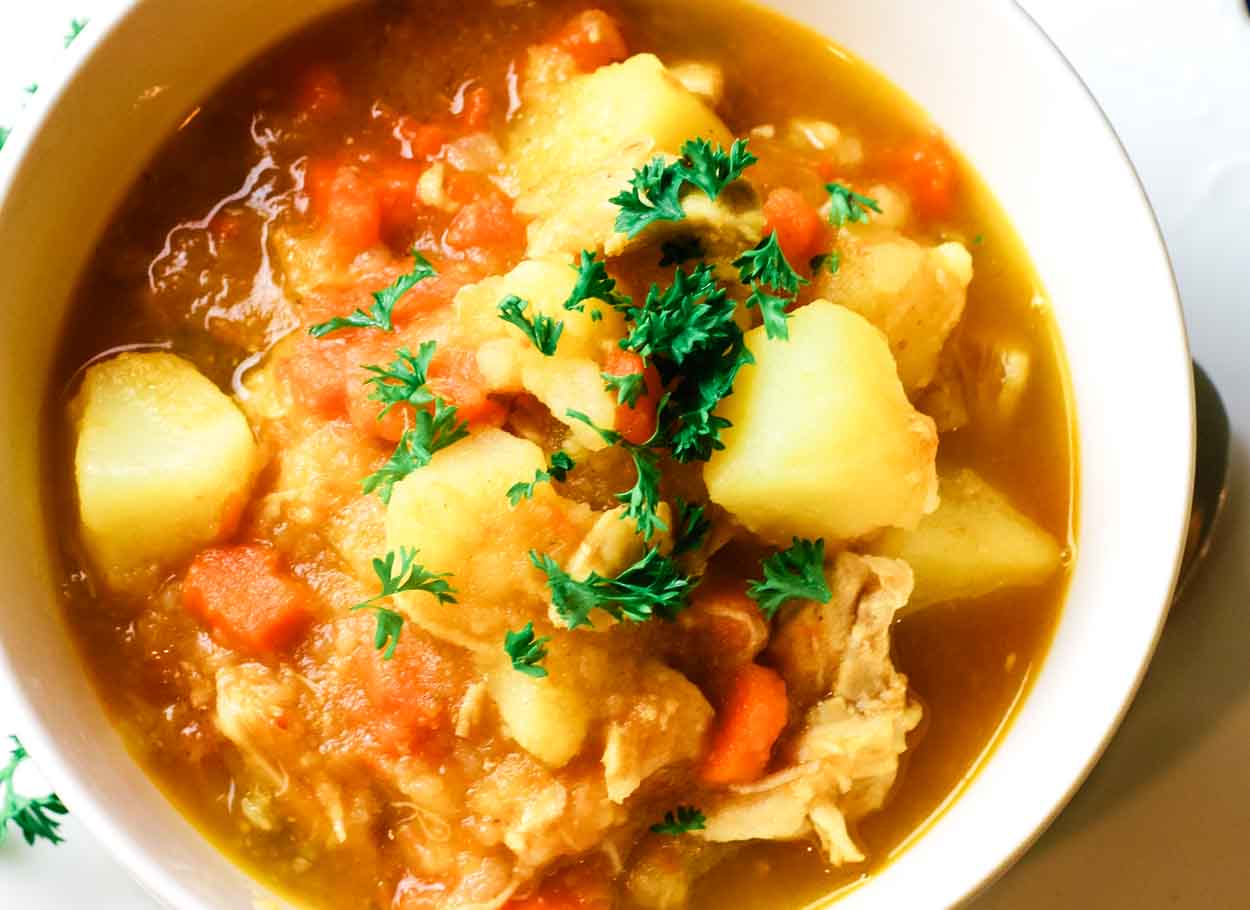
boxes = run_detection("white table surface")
[2,1,1248,907]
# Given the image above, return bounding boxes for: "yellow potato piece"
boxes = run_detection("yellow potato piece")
[705,301,938,544]
[72,352,258,592]
[876,468,1062,609]
[487,663,590,769]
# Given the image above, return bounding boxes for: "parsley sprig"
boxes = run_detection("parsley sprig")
[1,737,68,847]
[567,410,667,542]
[507,452,576,506]
[747,538,832,619]
[362,399,469,503]
[650,805,706,835]
[671,498,711,559]
[498,294,564,356]
[611,138,758,238]
[309,250,436,337]
[504,623,550,678]
[352,548,457,659]
[530,546,695,630]
[602,370,647,407]
[363,341,436,416]
[825,183,882,227]
[564,250,631,314]
[734,233,809,341]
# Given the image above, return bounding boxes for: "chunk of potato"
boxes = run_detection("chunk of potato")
[705,301,938,544]
[813,225,973,392]
[72,352,258,592]
[875,468,1062,609]
[508,53,735,257]
[454,257,624,449]
[487,662,590,768]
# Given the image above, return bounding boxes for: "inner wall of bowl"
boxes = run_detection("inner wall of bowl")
[0,1,1192,909]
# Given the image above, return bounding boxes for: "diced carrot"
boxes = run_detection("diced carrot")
[462,86,492,131]
[345,366,412,442]
[375,159,428,235]
[554,10,628,71]
[699,663,789,786]
[396,117,447,159]
[297,65,345,119]
[391,259,486,325]
[763,187,828,270]
[603,348,660,445]
[305,160,382,257]
[281,335,352,418]
[356,630,462,755]
[886,135,959,221]
[444,192,525,256]
[183,546,313,655]
[427,346,508,426]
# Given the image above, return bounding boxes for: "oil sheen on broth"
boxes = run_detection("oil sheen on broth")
[46,1,1076,908]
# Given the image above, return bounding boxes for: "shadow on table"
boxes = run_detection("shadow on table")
[1011,433,1250,857]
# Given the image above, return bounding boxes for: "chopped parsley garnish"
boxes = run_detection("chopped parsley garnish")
[747,538,832,619]
[1,737,67,847]
[65,17,88,47]
[498,294,564,356]
[504,622,550,678]
[530,546,696,630]
[659,235,706,267]
[352,547,457,659]
[734,232,809,341]
[507,451,576,506]
[362,398,469,503]
[825,183,882,227]
[23,83,38,96]
[564,250,631,313]
[363,341,436,417]
[651,806,706,836]
[567,410,667,542]
[602,369,648,407]
[0,127,9,152]
[611,139,758,238]
[671,498,712,558]
[309,250,436,337]
[811,251,840,275]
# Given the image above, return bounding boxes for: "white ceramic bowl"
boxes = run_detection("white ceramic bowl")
[0,1,1194,908]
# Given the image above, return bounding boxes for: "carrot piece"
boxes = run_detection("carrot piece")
[305,160,382,257]
[345,366,412,442]
[554,10,628,71]
[296,65,344,118]
[444,192,525,256]
[375,159,428,235]
[395,116,447,159]
[603,348,660,445]
[698,662,789,786]
[280,335,352,418]
[355,630,462,755]
[462,86,493,131]
[183,546,313,655]
[887,135,959,221]
[428,346,508,427]
[763,187,828,270]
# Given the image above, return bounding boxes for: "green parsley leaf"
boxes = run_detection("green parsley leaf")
[0,126,10,152]
[659,235,706,267]
[745,287,792,341]
[363,341,437,417]
[352,547,458,659]
[309,250,436,337]
[623,263,736,366]
[23,83,38,96]
[362,398,469,503]
[564,250,631,313]
[602,369,648,407]
[1,737,68,847]
[530,546,696,630]
[650,806,706,836]
[504,622,550,678]
[825,182,882,227]
[747,537,832,619]
[811,251,840,275]
[671,498,711,558]
[566,410,667,541]
[498,294,564,356]
[678,137,758,201]
[64,18,88,48]
[611,139,758,238]
[565,409,623,446]
[735,232,807,296]
[507,452,576,505]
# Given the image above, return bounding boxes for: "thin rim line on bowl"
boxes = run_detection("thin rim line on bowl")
[0,3,1197,910]
[941,1,1196,906]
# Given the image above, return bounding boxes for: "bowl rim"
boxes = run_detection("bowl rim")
[0,1,1195,908]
